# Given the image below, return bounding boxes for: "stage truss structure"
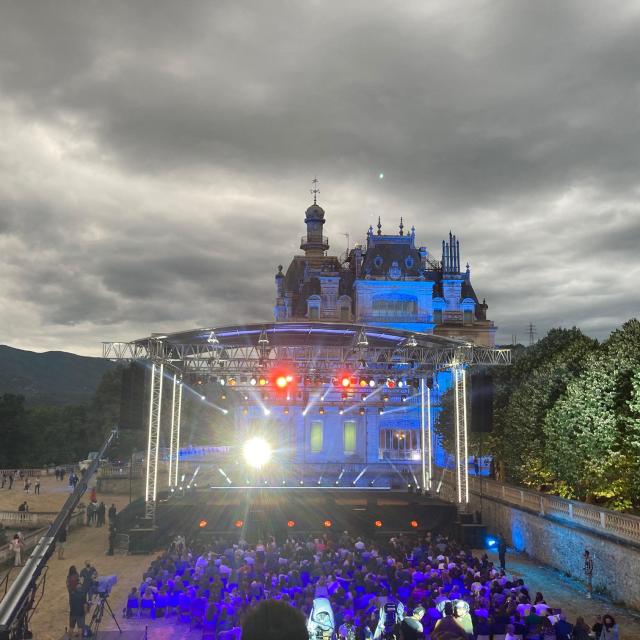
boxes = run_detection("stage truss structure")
[103,322,510,519]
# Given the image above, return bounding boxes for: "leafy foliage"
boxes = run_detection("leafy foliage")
[436,321,640,511]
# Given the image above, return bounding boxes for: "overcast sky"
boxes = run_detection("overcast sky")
[1,0,639,355]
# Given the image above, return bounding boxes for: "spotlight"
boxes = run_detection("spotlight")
[339,407,344,415]
[234,519,244,528]
[386,379,396,388]
[259,376,267,386]
[263,408,271,416]
[341,376,351,388]
[324,520,332,528]
[283,407,289,415]
[369,380,376,388]
[201,395,206,401]
[228,378,237,386]
[282,479,286,485]
[319,407,325,415]
[378,407,383,415]
[374,520,382,528]
[250,377,257,386]
[299,480,304,485]
[219,378,226,386]
[287,520,295,528]
[398,380,405,388]
[486,536,498,548]
[383,395,389,402]
[359,379,368,388]
[410,520,418,528]
[221,393,227,400]
[276,375,288,388]
[359,407,365,415]
[198,519,208,529]
[243,437,272,469]
[401,396,407,403]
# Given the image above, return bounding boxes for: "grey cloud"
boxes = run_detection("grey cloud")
[0,0,638,353]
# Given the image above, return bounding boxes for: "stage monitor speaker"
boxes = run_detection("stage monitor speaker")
[470,371,494,433]
[120,362,147,430]
[458,523,487,548]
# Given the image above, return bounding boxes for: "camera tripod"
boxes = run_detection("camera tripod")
[88,592,122,637]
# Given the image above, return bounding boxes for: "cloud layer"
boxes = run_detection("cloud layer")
[1,0,639,354]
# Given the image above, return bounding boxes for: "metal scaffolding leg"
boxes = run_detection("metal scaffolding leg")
[453,366,469,507]
[145,362,164,520]
[420,378,433,491]
[168,375,183,488]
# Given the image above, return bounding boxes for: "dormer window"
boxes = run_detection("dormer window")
[405,256,414,269]
[373,255,383,268]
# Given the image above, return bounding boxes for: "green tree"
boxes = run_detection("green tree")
[544,319,640,508]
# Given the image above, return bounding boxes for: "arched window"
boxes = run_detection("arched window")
[371,294,417,318]
[307,294,321,320]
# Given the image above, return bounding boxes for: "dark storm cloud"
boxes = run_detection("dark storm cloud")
[0,0,638,353]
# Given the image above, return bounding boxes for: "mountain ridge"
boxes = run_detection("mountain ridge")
[0,344,115,405]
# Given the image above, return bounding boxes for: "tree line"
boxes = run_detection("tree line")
[437,319,640,512]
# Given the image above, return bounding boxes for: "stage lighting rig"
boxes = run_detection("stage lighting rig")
[243,437,272,469]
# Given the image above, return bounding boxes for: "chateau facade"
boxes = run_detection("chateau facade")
[275,200,496,347]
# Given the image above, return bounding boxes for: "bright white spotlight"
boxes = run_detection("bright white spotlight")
[243,437,272,469]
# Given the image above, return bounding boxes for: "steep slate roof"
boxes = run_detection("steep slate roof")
[361,238,423,278]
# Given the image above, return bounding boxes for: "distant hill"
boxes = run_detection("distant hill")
[0,345,116,406]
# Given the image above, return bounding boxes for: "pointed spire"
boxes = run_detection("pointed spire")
[368,225,373,237]
[399,217,404,236]
[377,216,382,236]
[465,262,470,280]
[411,225,415,237]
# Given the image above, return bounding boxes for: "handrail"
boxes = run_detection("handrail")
[436,466,640,545]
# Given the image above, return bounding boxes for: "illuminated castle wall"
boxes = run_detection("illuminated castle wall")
[263,198,498,469]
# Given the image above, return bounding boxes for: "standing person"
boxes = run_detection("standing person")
[8,472,13,490]
[60,468,66,483]
[68,583,88,638]
[10,533,24,567]
[34,476,41,495]
[599,615,619,640]
[498,536,507,571]
[1,471,6,488]
[583,550,594,599]
[23,478,30,494]
[97,502,106,527]
[57,525,68,560]
[108,503,117,525]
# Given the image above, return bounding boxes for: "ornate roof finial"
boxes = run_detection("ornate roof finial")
[377,216,382,236]
[368,225,373,237]
[399,217,404,236]
[310,176,320,205]
[411,225,415,237]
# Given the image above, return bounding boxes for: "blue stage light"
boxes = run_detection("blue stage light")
[486,536,498,548]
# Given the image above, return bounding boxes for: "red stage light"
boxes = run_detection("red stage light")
[341,376,351,388]
[374,520,382,528]
[410,520,418,528]
[386,379,396,388]
[324,519,332,528]
[234,519,244,528]
[287,520,296,528]
[276,375,288,388]
[198,519,208,528]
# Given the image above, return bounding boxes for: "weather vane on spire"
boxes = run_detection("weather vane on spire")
[310,177,320,204]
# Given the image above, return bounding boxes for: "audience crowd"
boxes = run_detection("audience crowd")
[122,530,620,639]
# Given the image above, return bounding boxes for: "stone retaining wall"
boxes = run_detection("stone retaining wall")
[464,488,640,609]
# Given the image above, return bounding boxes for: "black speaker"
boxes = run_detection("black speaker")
[119,363,147,430]
[458,523,487,548]
[128,527,157,554]
[470,371,493,433]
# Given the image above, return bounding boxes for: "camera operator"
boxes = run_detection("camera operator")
[400,606,425,640]
[80,560,97,599]
[338,614,357,640]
